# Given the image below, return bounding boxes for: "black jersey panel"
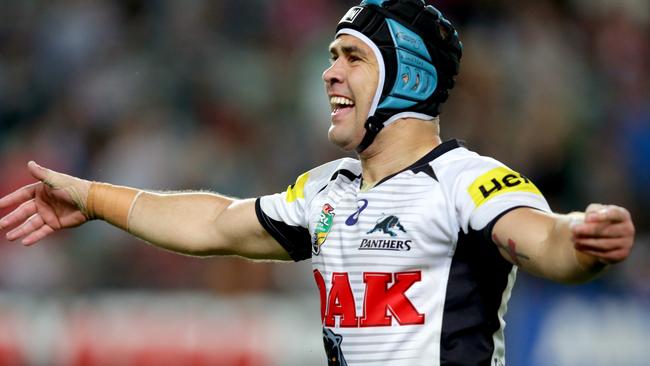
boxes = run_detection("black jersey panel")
[255,198,312,261]
[440,222,513,365]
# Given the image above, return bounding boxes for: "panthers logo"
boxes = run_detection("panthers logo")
[322,328,348,366]
[367,215,407,237]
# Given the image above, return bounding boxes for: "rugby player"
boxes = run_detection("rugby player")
[0,1,635,365]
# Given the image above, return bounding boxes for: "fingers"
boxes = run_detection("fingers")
[27,161,51,185]
[0,161,59,210]
[574,237,626,252]
[575,244,631,264]
[5,213,55,246]
[571,221,632,239]
[26,161,91,210]
[27,160,71,190]
[0,199,38,232]
[584,203,606,213]
[6,213,45,242]
[584,204,631,224]
[570,204,635,266]
[22,224,55,246]
[1,161,85,246]
[574,238,632,264]
[572,222,634,266]
[0,182,40,210]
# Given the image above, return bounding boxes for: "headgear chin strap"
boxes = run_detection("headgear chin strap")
[336,0,462,153]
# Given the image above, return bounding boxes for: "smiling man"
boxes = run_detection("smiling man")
[0,1,635,365]
[325,35,380,151]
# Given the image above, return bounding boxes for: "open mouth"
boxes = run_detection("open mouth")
[330,96,355,115]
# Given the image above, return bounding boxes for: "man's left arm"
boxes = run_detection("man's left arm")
[491,204,635,283]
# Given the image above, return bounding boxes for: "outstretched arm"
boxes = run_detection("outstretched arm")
[0,162,291,261]
[492,204,635,283]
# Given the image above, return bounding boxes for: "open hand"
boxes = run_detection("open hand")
[0,161,91,245]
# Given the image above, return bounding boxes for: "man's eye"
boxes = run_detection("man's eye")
[329,56,338,64]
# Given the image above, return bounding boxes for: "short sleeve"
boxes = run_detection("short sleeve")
[256,171,313,261]
[452,158,551,233]
[255,159,351,262]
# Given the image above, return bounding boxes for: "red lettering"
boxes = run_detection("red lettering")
[325,273,358,327]
[316,271,424,328]
[313,269,326,322]
[360,271,424,327]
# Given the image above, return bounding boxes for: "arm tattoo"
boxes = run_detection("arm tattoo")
[492,234,530,266]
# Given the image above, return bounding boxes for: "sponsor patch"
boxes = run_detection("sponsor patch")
[285,172,309,203]
[340,6,362,24]
[345,199,368,226]
[312,203,335,255]
[467,167,542,207]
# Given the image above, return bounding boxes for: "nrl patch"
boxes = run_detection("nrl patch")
[313,203,335,255]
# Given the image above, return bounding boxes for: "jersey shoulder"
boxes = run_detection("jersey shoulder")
[432,146,511,185]
[432,146,542,206]
[431,142,550,231]
[285,157,361,204]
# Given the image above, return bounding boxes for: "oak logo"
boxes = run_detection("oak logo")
[468,167,542,207]
[314,270,424,328]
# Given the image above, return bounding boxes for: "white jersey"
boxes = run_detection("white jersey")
[256,140,550,366]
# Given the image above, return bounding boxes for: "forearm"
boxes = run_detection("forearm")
[88,183,237,256]
[535,213,607,283]
[493,209,607,284]
[2,163,290,259]
[127,191,236,256]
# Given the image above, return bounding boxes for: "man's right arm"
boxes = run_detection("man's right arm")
[0,161,292,261]
[127,193,291,260]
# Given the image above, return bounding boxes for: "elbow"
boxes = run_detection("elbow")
[181,239,237,257]
[541,260,609,285]
[553,271,602,285]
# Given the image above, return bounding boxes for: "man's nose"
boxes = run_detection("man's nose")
[322,59,344,86]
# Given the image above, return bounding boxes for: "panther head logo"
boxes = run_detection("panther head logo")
[322,328,348,366]
[367,215,407,237]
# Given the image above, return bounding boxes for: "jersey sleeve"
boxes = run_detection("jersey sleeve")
[255,171,312,261]
[452,157,551,234]
[255,160,343,261]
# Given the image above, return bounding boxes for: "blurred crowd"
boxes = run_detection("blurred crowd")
[0,0,648,298]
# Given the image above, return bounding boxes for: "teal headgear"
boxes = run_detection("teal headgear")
[336,0,462,152]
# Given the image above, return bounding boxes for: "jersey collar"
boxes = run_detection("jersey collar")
[362,139,465,188]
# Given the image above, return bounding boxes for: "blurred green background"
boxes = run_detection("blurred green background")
[0,0,648,365]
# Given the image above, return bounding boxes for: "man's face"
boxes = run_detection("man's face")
[323,35,379,151]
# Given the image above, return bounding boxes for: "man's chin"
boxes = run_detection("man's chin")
[327,129,359,152]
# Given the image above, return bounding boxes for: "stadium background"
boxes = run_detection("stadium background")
[0,0,648,364]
